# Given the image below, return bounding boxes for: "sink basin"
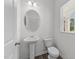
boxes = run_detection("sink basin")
[24,36,39,44]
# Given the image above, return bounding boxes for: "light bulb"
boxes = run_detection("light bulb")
[33,3,37,7]
[28,1,32,6]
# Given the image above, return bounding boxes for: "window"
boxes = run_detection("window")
[70,18,75,32]
[60,0,75,33]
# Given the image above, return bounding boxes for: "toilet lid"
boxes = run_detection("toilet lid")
[48,47,59,57]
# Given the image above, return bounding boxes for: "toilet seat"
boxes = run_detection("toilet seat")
[48,47,59,57]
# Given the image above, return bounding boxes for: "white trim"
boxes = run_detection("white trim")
[4,40,14,47]
[35,50,47,56]
[60,31,75,34]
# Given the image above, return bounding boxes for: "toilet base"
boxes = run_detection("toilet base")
[48,55,57,59]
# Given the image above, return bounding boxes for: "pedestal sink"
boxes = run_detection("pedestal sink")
[24,36,40,59]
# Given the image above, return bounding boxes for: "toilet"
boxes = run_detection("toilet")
[43,38,59,59]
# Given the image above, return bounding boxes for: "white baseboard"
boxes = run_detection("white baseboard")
[35,50,47,56]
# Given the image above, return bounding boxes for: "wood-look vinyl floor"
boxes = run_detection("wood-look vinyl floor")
[35,54,63,59]
[35,54,48,59]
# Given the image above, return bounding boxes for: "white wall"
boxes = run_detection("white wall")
[20,0,54,40]
[18,0,54,59]
[54,0,75,59]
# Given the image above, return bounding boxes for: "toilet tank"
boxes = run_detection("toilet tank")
[43,38,53,48]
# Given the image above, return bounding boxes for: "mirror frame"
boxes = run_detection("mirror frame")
[24,9,40,32]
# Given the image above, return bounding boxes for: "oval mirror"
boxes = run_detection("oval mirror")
[24,10,40,32]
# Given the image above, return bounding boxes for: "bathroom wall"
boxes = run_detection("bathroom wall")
[18,0,54,59]
[21,0,54,41]
[54,0,75,59]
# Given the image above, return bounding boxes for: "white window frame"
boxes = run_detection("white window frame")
[60,0,75,33]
